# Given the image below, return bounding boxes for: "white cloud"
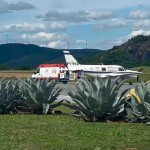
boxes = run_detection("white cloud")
[0,22,46,32]
[129,29,150,37]
[76,39,86,44]
[133,19,150,30]
[114,29,150,46]
[129,10,150,20]
[9,1,35,10]
[47,41,66,48]
[37,10,113,22]
[96,18,126,30]
[0,22,66,32]
[39,0,150,11]
[50,0,64,9]
[21,32,67,42]
[0,0,35,14]
[0,0,9,10]
[86,11,112,20]
[110,18,126,27]
[49,22,65,31]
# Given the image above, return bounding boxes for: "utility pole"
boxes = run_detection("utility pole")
[103,40,106,50]
[6,34,8,43]
[25,34,27,44]
[45,41,48,47]
[67,41,70,50]
[85,40,88,49]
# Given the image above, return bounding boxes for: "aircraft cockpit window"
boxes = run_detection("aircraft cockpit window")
[118,67,124,71]
[101,67,106,71]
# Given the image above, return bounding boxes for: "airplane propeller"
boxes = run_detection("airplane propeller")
[138,67,144,72]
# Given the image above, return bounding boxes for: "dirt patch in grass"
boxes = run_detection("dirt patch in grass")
[0,71,33,79]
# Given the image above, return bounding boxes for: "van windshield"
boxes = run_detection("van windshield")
[34,67,40,74]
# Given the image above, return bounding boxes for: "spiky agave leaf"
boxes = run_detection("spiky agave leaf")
[125,82,150,123]
[0,78,22,114]
[64,77,126,122]
[21,78,62,114]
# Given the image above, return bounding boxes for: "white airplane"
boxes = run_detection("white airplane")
[63,50,142,80]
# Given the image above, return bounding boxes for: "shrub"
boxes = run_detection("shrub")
[64,77,128,122]
[0,78,22,114]
[20,78,63,114]
[125,82,150,124]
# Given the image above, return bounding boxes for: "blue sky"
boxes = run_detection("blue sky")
[0,0,150,49]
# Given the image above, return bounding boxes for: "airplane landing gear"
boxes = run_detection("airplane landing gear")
[129,81,133,85]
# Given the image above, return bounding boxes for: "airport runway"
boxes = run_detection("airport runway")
[55,82,140,102]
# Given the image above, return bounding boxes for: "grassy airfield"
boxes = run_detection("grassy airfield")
[0,114,150,150]
[0,66,149,81]
[0,67,149,150]
[130,66,150,82]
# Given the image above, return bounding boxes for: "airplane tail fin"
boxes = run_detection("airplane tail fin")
[63,51,79,66]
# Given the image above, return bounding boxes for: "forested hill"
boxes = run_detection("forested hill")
[0,43,99,68]
[0,35,150,69]
[82,35,150,67]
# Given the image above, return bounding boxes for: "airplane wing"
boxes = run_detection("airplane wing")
[67,66,83,72]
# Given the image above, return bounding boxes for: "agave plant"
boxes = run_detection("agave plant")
[64,77,127,122]
[125,82,150,124]
[20,78,63,114]
[0,78,22,114]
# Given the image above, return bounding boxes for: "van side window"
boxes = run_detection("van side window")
[101,67,106,71]
[52,68,57,74]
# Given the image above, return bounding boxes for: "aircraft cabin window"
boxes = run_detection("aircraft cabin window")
[118,67,124,71]
[90,67,94,71]
[101,67,106,71]
[96,67,100,71]
[114,67,118,72]
[108,67,113,72]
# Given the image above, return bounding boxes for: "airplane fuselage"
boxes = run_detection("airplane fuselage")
[64,50,142,80]
[68,64,141,79]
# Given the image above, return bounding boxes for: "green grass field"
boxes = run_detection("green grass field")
[0,67,150,150]
[0,114,150,150]
[132,66,150,82]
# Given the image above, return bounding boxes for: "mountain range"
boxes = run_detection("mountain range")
[0,35,150,69]
[81,35,150,67]
[0,43,99,68]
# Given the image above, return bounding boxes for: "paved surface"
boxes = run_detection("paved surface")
[55,82,140,102]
